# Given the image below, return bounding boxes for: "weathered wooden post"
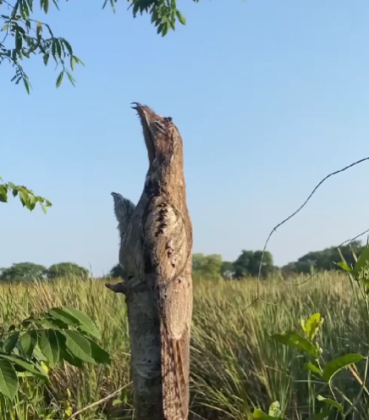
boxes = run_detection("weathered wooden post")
[106,103,193,420]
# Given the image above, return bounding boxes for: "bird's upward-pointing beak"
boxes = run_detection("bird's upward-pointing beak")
[131,102,142,111]
[131,102,149,125]
[131,102,156,164]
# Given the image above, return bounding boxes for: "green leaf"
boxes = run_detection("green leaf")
[268,401,281,418]
[36,21,42,38]
[56,331,83,367]
[0,355,47,379]
[253,408,282,420]
[88,339,110,365]
[0,185,8,202]
[62,307,100,339]
[39,330,59,367]
[3,333,19,353]
[301,313,323,341]
[48,307,81,327]
[39,318,69,330]
[33,345,48,362]
[60,346,84,367]
[70,55,76,70]
[43,52,50,66]
[63,331,95,364]
[161,22,169,36]
[62,38,73,55]
[42,0,49,14]
[353,246,369,277]
[56,71,64,88]
[272,331,319,358]
[316,395,343,412]
[3,332,19,354]
[0,359,18,400]
[73,55,85,67]
[15,31,23,51]
[112,399,122,406]
[303,363,322,376]
[55,40,62,58]
[62,348,84,367]
[20,0,30,18]
[21,316,37,328]
[308,410,331,420]
[20,331,38,357]
[175,10,186,25]
[66,72,75,86]
[19,190,28,207]
[23,78,31,94]
[336,261,351,272]
[322,353,365,382]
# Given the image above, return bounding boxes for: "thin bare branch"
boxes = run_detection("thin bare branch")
[246,156,369,309]
[68,383,132,419]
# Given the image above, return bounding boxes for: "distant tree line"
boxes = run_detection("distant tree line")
[108,250,277,281]
[109,240,366,280]
[2,241,365,282]
[0,262,89,282]
[281,240,364,275]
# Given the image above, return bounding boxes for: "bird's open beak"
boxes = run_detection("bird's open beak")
[131,102,156,164]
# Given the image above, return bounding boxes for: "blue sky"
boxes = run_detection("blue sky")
[2,0,369,275]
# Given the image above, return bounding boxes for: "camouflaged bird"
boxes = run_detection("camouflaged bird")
[107,103,193,420]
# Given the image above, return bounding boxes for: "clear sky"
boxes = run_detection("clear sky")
[1,0,369,276]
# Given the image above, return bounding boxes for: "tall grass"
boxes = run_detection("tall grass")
[0,273,367,419]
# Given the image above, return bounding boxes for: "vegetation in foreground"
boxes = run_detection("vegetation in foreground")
[1,270,368,419]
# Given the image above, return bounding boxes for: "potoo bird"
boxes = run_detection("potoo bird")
[109,103,193,420]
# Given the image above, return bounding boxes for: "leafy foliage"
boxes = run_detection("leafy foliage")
[0,262,46,282]
[272,329,322,359]
[192,253,223,280]
[282,241,364,274]
[0,306,110,402]
[0,175,51,212]
[191,251,276,280]
[269,247,369,419]
[109,263,128,279]
[103,0,193,36]
[271,312,365,418]
[0,0,84,92]
[253,401,283,419]
[220,261,235,279]
[1,0,198,93]
[233,249,275,278]
[0,262,89,282]
[46,263,89,279]
[301,312,324,341]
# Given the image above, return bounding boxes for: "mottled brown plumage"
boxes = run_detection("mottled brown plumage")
[107,103,193,420]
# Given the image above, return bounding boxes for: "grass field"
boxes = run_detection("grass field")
[0,273,368,419]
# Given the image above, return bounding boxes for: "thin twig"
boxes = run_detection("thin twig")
[68,382,132,419]
[291,272,317,286]
[248,156,369,309]
[339,228,369,247]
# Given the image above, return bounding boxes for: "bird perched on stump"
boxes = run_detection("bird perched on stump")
[107,103,193,420]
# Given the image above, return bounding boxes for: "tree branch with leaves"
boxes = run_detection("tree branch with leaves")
[0,0,194,92]
[0,0,84,92]
[0,174,52,212]
[1,0,199,211]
